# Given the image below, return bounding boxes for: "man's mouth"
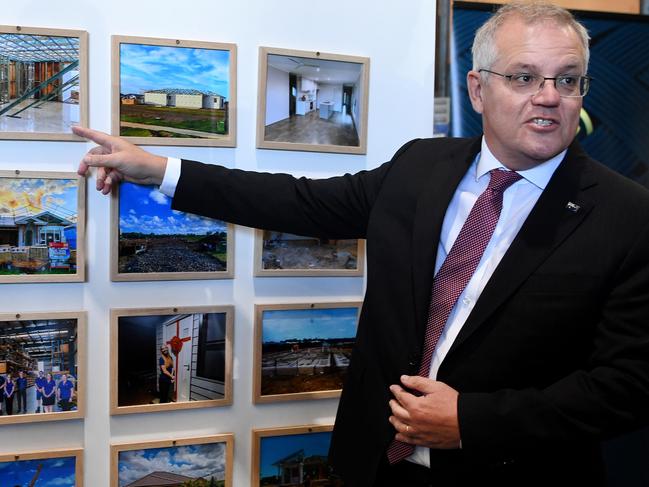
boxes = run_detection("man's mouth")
[532,118,555,127]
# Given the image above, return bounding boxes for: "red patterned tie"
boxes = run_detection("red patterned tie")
[387,169,522,464]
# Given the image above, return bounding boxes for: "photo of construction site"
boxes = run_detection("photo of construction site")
[258,230,363,276]
[0,27,86,139]
[116,182,230,279]
[116,37,233,144]
[117,441,228,487]
[0,454,77,487]
[0,314,80,421]
[256,304,359,401]
[0,174,82,280]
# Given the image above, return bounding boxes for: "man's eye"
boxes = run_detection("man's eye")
[558,76,578,86]
[512,73,535,84]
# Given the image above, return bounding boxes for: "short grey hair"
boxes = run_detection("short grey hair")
[471,1,590,73]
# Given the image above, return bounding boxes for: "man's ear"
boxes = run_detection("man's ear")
[467,70,485,114]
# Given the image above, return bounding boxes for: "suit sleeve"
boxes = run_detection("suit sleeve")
[170,140,418,239]
[458,219,649,455]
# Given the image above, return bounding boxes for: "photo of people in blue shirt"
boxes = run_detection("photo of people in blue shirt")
[0,315,80,419]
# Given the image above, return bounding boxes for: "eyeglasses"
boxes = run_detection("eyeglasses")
[478,69,591,98]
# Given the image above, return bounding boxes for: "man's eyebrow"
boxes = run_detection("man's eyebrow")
[506,62,583,73]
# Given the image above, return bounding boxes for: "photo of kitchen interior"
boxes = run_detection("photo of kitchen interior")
[263,53,365,147]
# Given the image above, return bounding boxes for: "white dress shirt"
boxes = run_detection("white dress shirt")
[158,139,565,468]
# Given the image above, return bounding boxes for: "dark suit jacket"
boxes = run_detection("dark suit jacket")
[171,137,649,487]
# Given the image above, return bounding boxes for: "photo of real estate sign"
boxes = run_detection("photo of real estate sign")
[111,182,232,281]
[0,171,86,283]
[254,303,360,403]
[112,35,236,147]
[0,25,88,141]
[111,306,233,415]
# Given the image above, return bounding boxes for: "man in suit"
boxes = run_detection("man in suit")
[74,2,649,486]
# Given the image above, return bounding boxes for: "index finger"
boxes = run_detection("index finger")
[389,384,418,409]
[72,126,114,146]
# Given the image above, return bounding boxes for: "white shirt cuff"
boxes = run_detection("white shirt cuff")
[159,157,182,197]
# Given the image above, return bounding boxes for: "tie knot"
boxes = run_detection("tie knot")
[487,169,522,193]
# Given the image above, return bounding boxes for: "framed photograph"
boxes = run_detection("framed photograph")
[110,306,233,415]
[257,46,369,154]
[252,424,341,487]
[0,170,86,283]
[0,311,85,425]
[112,35,236,147]
[112,435,233,487]
[254,302,360,403]
[0,448,83,487]
[254,229,365,276]
[0,25,88,141]
[110,182,233,281]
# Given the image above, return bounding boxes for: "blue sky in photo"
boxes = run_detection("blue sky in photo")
[118,443,226,486]
[0,177,77,220]
[0,456,76,487]
[260,431,332,478]
[120,43,230,97]
[262,307,358,343]
[119,183,226,236]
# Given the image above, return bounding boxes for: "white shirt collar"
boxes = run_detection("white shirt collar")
[475,137,566,190]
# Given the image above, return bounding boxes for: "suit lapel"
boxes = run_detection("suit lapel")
[446,142,598,356]
[411,138,481,340]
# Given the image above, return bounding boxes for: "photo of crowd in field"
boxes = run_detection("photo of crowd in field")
[114,183,231,280]
[114,36,235,146]
[257,230,363,276]
[0,172,84,282]
[255,304,359,402]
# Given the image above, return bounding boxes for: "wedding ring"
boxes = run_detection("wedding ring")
[406,425,410,433]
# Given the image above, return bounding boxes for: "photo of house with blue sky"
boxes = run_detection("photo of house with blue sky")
[118,442,227,486]
[260,431,332,482]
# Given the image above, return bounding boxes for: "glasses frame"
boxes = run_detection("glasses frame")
[478,69,591,98]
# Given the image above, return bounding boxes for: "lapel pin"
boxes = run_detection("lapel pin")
[565,202,581,212]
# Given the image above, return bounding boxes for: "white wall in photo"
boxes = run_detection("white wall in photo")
[0,1,436,486]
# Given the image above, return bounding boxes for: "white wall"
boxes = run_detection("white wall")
[265,65,289,125]
[0,1,436,486]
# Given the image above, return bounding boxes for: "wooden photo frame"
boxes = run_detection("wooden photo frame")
[251,424,337,487]
[254,229,365,277]
[110,182,233,281]
[257,46,369,154]
[254,302,360,403]
[0,448,83,486]
[0,170,86,283]
[0,25,88,141]
[0,311,86,425]
[111,435,233,487]
[110,305,233,415]
[112,35,236,147]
